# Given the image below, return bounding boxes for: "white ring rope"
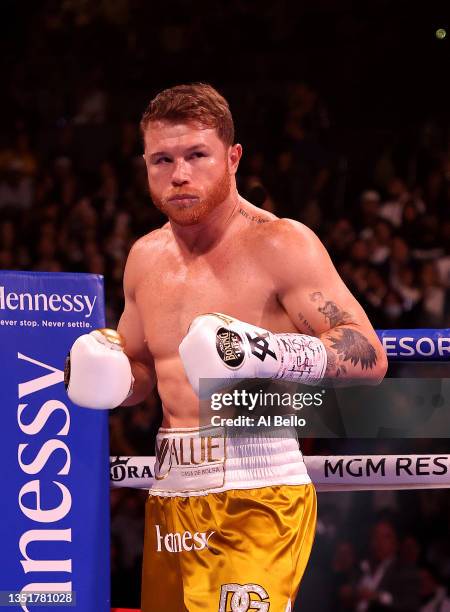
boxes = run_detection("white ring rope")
[110,454,450,492]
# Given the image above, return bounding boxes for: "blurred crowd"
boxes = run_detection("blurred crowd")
[1,1,449,610]
[298,494,450,611]
[1,85,449,331]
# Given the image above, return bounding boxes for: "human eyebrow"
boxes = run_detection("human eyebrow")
[149,144,208,161]
[184,144,209,153]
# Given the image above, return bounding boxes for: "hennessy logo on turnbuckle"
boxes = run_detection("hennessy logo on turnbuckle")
[155,436,222,479]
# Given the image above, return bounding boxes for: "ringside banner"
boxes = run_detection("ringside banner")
[0,271,109,611]
[377,328,450,360]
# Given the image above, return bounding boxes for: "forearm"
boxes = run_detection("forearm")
[121,359,157,406]
[319,324,387,385]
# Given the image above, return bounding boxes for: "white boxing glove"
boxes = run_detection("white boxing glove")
[65,329,134,409]
[179,313,327,397]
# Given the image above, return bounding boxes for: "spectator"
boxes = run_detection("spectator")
[0,159,33,210]
[368,219,394,267]
[417,262,449,326]
[332,540,360,611]
[379,178,425,228]
[359,190,382,238]
[419,565,450,612]
[355,519,420,611]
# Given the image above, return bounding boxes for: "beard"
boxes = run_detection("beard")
[149,170,231,226]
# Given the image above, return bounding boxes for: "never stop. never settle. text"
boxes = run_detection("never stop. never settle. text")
[0,319,91,328]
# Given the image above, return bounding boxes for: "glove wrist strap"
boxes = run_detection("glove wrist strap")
[273,334,327,384]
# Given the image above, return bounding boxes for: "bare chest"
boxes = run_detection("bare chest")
[135,249,278,360]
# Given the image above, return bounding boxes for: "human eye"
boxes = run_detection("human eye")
[188,151,207,160]
[153,156,172,165]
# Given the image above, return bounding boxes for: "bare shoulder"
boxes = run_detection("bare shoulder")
[124,225,172,294]
[249,216,321,254]
[128,224,171,261]
[248,217,332,285]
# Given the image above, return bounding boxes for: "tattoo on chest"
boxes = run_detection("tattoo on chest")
[325,328,377,376]
[309,291,354,327]
[239,208,269,224]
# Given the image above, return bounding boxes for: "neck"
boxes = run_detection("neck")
[170,190,240,254]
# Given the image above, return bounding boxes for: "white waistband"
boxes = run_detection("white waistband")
[150,425,311,497]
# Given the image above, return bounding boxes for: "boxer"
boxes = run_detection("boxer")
[66,83,387,611]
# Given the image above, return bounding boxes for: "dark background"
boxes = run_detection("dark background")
[1,1,449,610]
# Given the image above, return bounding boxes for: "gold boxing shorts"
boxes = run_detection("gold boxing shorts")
[141,426,317,612]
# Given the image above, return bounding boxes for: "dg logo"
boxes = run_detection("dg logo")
[218,583,270,611]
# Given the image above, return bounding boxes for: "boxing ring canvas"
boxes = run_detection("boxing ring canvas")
[0,271,110,611]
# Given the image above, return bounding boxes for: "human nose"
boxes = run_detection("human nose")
[171,158,190,186]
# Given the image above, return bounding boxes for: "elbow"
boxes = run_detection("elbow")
[368,350,388,386]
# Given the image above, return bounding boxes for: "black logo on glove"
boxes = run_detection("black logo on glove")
[216,328,245,368]
[246,332,277,362]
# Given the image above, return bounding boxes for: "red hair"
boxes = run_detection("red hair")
[140,83,234,146]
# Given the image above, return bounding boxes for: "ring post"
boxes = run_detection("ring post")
[0,271,110,611]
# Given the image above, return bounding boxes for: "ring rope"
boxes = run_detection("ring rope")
[110,455,450,492]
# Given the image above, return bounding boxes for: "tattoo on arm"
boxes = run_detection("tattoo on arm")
[325,328,377,376]
[310,291,354,328]
[298,311,316,335]
[309,293,376,377]
[324,348,347,378]
[239,208,269,224]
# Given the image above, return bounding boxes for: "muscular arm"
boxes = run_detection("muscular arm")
[267,220,388,385]
[117,242,157,405]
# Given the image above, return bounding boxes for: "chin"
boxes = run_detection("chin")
[166,201,213,226]
[169,212,203,226]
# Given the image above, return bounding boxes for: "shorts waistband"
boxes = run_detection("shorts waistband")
[150,425,311,497]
